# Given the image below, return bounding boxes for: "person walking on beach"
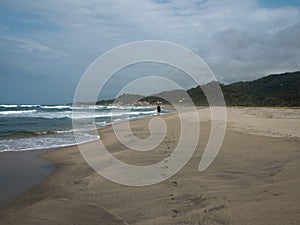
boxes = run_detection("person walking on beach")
[157,104,161,115]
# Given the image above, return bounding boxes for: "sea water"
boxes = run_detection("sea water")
[0,104,167,152]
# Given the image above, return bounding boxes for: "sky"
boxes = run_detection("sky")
[0,0,299,104]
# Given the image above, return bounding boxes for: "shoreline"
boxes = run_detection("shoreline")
[0,106,298,154]
[0,109,172,207]
[0,107,299,224]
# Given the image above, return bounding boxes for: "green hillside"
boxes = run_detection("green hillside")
[224,71,300,106]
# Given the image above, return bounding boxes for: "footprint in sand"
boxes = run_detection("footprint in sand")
[171,209,178,217]
[180,194,232,224]
[172,181,178,186]
[168,193,175,201]
[166,143,171,150]
[160,165,169,177]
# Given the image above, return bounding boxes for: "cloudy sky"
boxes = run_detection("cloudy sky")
[0,0,299,104]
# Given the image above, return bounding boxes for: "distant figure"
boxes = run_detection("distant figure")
[157,104,161,115]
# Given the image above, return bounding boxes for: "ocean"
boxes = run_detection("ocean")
[0,104,167,152]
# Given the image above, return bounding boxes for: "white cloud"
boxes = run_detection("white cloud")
[0,0,299,102]
[3,37,50,52]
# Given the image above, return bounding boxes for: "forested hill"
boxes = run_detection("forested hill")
[187,71,300,106]
[224,71,300,106]
[97,71,300,107]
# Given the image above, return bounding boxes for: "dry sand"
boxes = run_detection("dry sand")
[198,107,300,138]
[0,107,299,225]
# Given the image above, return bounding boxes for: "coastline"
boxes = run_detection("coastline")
[0,107,299,224]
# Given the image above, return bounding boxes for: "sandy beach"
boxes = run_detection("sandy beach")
[0,107,299,225]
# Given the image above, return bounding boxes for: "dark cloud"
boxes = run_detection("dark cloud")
[199,22,300,83]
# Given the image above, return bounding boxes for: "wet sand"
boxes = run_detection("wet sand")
[0,107,299,224]
[0,149,54,208]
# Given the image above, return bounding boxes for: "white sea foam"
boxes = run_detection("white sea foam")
[71,105,107,110]
[0,110,37,115]
[19,104,41,107]
[0,104,18,108]
[0,109,156,119]
[0,132,99,152]
[40,105,71,109]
